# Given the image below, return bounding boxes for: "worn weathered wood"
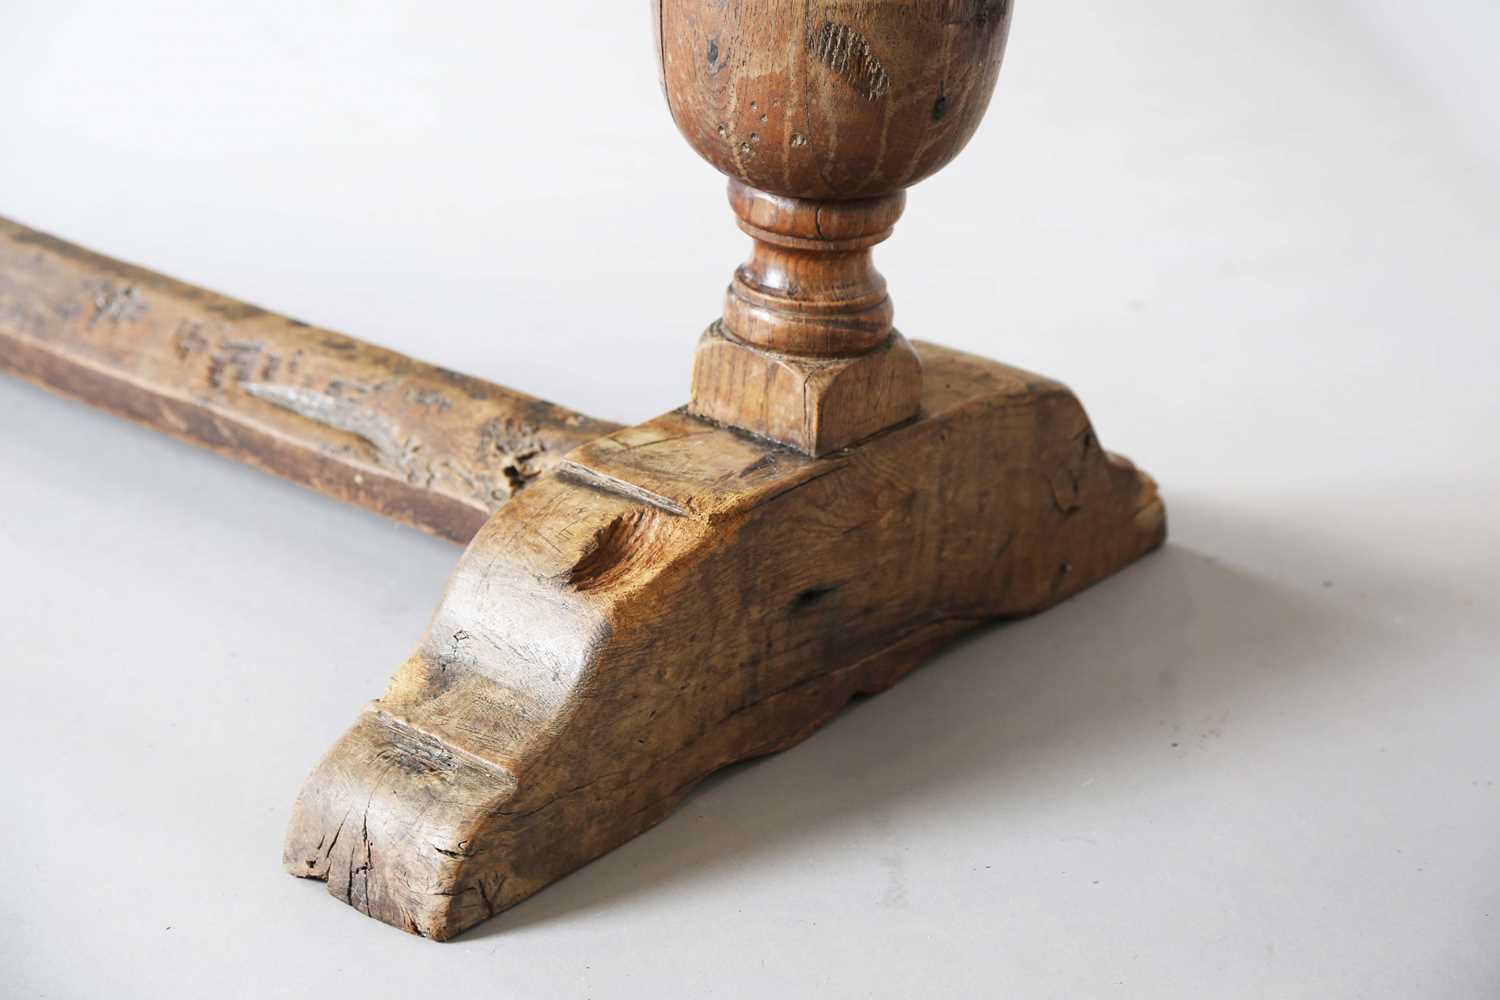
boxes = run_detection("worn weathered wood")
[1,1,1166,943]
[0,217,619,542]
[658,0,1013,453]
[656,0,1013,200]
[689,187,925,454]
[284,343,1165,939]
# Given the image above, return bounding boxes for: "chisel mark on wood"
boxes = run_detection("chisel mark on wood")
[807,22,891,101]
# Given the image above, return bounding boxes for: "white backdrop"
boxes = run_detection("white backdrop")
[2,3,1498,997]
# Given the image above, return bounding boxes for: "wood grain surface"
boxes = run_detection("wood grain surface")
[657,2,1014,452]
[0,217,619,542]
[655,0,1013,200]
[1,3,1167,945]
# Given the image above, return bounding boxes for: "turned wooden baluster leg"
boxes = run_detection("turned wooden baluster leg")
[657,0,1012,453]
[690,184,919,454]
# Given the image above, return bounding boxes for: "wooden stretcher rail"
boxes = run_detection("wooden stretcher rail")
[0,217,619,542]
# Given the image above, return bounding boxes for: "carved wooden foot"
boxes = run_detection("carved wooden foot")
[283,343,1164,939]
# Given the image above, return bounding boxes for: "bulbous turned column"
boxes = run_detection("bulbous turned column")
[655,0,1013,455]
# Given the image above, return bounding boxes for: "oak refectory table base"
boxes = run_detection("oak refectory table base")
[2,1,1167,940]
[1,216,1163,939]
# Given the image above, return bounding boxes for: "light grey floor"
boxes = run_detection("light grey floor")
[2,3,1497,997]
